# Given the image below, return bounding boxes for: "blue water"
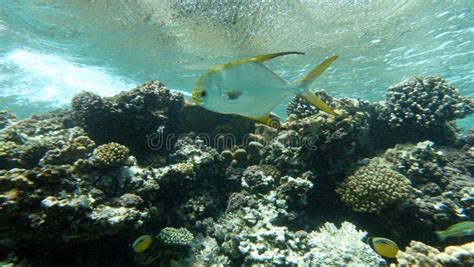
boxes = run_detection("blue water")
[0,1,473,127]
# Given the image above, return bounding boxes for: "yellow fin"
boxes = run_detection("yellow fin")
[202,52,304,79]
[248,51,305,63]
[434,231,447,241]
[298,91,338,116]
[297,56,338,88]
[247,114,281,128]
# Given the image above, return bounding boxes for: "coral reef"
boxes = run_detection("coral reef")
[261,129,306,174]
[342,141,474,245]
[384,142,473,235]
[386,76,473,128]
[177,104,255,149]
[0,165,152,247]
[287,90,336,119]
[158,227,194,246]
[221,142,263,168]
[170,164,383,266]
[283,105,371,177]
[336,160,412,213]
[0,117,93,169]
[90,142,130,169]
[397,240,474,266]
[0,110,16,129]
[303,222,384,265]
[40,132,96,166]
[0,77,472,266]
[382,76,474,144]
[71,91,105,126]
[71,81,184,156]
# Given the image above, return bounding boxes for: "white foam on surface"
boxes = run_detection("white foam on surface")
[0,49,136,107]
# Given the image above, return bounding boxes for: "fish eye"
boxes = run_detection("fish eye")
[200,91,207,97]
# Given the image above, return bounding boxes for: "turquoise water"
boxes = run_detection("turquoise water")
[0,1,473,127]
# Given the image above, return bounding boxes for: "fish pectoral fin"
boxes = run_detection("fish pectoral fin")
[249,51,304,63]
[224,90,243,100]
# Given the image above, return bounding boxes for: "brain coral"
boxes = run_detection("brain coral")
[90,142,129,168]
[336,162,412,213]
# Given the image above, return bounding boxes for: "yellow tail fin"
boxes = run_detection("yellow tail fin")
[297,92,338,116]
[297,56,338,88]
[295,55,338,116]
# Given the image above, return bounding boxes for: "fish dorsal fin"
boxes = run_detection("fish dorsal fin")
[248,51,305,63]
[203,51,304,78]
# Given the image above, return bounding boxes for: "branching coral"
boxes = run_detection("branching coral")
[336,161,412,212]
[383,76,474,144]
[303,222,384,266]
[386,76,473,128]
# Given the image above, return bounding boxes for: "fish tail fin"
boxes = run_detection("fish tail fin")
[297,91,338,116]
[295,56,338,116]
[435,231,447,241]
[297,55,338,89]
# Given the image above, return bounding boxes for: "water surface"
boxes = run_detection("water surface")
[0,1,472,127]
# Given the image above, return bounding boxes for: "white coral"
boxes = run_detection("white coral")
[303,222,385,266]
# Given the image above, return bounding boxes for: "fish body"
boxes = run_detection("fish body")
[192,52,338,124]
[435,221,474,241]
[197,60,291,117]
[132,234,153,253]
[367,237,399,258]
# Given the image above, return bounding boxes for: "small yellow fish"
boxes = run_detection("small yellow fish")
[435,221,474,241]
[132,234,153,253]
[192,52,338,125]
[367,237,399,258]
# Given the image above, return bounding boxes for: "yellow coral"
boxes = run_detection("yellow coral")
[174,162,194,176]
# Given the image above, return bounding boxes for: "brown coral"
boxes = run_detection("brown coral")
[336,162,412,213]
[90,142,129,168]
